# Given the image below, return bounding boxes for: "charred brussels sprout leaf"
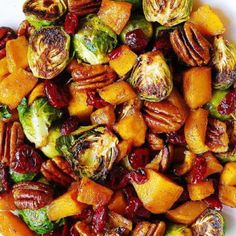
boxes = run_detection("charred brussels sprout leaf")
[56,126,119,180]
[18,98,63,148]
[216,146,236,163]
[28,27,70,79]
[213,36,236,90]
[143,0,193,27]
[192,209,225,236]
[120,15,153,43]
[73,15,117,65]
[165,224,193,236]
[23,0,67,28]
[128,51,173,102]
[9,169,36,183]
[0,104,11,120]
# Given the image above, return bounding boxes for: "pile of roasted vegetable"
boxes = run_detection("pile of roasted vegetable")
[0,0,236,235]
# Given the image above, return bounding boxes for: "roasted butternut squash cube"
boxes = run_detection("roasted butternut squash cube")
[116,139,133,162]
[6,36,29,73]
[166,201,208,225]
[184,108,209,154]
[0,57,9,79]
[188,180,215,201]
[219,185,236,208]
[98,0,132,34]
[204,152,223,178]
[132,169,183,214]
[220,162,236,185]
[0,191,16,211]
[77,177,113,207]
[183,67,212,109]
[108,191,127,215]
[28,83,45,105]
[109,45,137,76]
[68,83,93,121]
[98,81,136,105]
[190,5,225,36]
[0,68,38,109]
[114,111,146,147]
[0,211,35,236]
[47,182,87,221]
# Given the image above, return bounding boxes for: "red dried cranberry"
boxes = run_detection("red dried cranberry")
[61,116,79,135]
[153,35,173,56]
[0,48,6,59]
[128,148,150,169]
[0,164,10,193]
[64,13,79,35]
[10,145,43,174]
[166,128,186,145]
[70,226,79,236]
[75,206,94,224]
[204,194,223,211]
[218,89,236,115]
[45,81,70,108]
[92,206,108,234]
[125,29,149,53]
[0,27,16,59]
[86,91,109,109]
[189,156,207,184]
[108,46,123,60]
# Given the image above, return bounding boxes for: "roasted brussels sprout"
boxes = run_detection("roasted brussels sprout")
[212,36,236,90]
[23,0,67,28]
[28,26,70,79]
[143,0,193,27]
[9,169,36,183]
[128,51,173,102]
[165,224,193,236]
[73,15,117,65]
[216,146,236,163]
[0,104,11,120]
[120,15,153,43]
[56,126,119,180]
[192,209,225,236]
[206,90,231,121]
[18,98,63,148]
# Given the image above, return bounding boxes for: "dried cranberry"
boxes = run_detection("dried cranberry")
[125,29,149,53]
[128,148,150,169]
[92,206,108,233]
[108,46,123,60]
[45,80,70,108]
[153,35,173,56]
[188,156,207,184]
[0,164,10,193]
[64,13,79,35]
[10,145,43,174]
[70,226,79,236]
[86,91,109,109]
[75,206,94,224]
[61,116,79,135]
[166,128,186,145]
[218,89,236,115]
[0,27,16,59]
[204,194,223,211]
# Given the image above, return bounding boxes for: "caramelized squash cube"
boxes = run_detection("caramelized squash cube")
[0,191,16,211]
[28,83,45,105]
[220,162,236,185]
[204,152,223,178]
[219,185,236,208]
[116,139,133,162]
[108,191,127,215]
[0,57,9,79]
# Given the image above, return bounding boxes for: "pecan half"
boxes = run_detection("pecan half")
[13,181,53,210]
[133,221,166,236]
[0,121,24,165]
[71,63,116,90]
[170,22,211,66]
[41,156,77,186]
[68,0,101,17]
[143,89,188,133]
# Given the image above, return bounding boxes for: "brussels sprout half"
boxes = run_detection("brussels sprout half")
[216,146,236,163]
[120,15,153,43]
[23,0,67,28]
[192,209,225,236]
[28,26,70,79]
[143,0,193,27]
[165,224,193,236]
[9,169,36,183]
[73,15,117,65]
[128,51,173,102]
[56,126,119,180]
[213,36,236,90]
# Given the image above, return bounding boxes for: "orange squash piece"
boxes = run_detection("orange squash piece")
[220,162,236,186]
[109,45,137,76]
[0,57,9,79]
[0,191,16,211]
[108,191,127,215]
[116,139,133,162]
[28,83,46,105]
[166,201,208,225]
[68,83,93,121]
[47,182,87,221]
[184,108,209,154]
[132,169,183,214]
[77,177,113,207]
[183,67,212,109]
[98,0,132,34]
[190,5,225,36]
[219,185,236,208]
[6,36,29,73]
[0,68,38,109]
[204,152,223,178]
[0,211,35,236]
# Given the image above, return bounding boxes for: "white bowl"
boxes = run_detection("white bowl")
[0,0,236,235]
